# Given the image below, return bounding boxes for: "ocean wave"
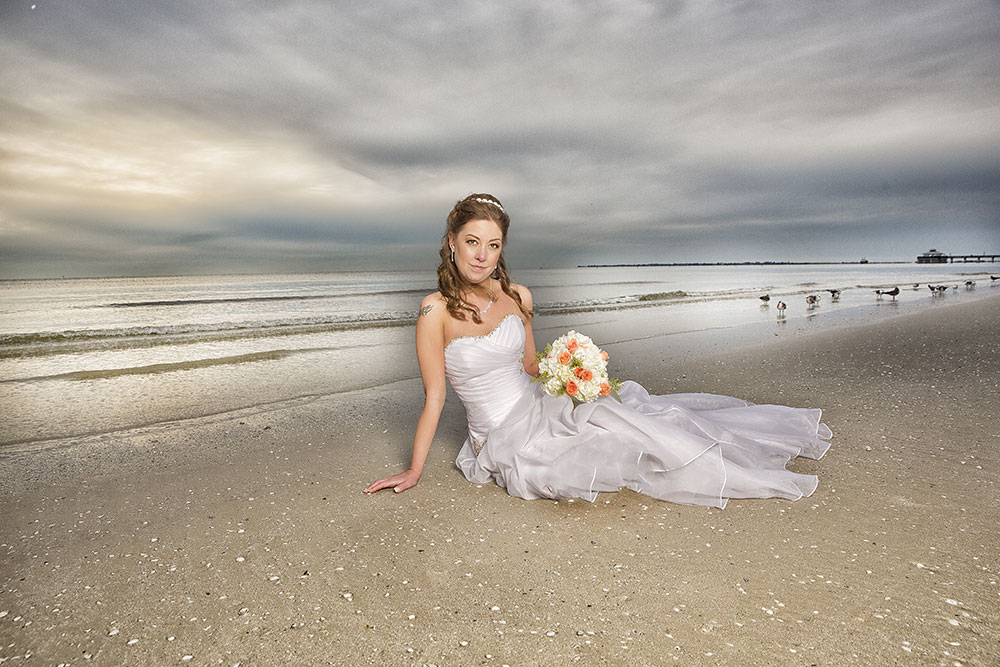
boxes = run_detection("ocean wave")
[0,314,415,358]
[98,287,429,309]
[3,350,296,383]
[637,290,689,301]
[538,286,766,314]
[3,279,917,358]
[2,285,794,356]
[528,280,663,289]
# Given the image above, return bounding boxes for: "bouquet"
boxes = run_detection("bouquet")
[536,330,622,403]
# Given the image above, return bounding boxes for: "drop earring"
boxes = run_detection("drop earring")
[450,247,455,263]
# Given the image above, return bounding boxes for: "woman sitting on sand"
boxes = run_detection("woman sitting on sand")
[364,194,831,507]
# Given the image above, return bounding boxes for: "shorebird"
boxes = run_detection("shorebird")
[776,300,786,313]
[875,286,900,301]
[912,283,920,289]
[759,294,770,303]
[965,280,976,288]
[806,294,819,306]
[826,289,841,300]
[936,285,949,293]
[991,275,999,281]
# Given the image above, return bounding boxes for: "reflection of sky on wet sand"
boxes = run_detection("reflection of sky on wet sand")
[4,265,997,447]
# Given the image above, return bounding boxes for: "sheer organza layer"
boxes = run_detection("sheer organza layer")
[446,314,831,508]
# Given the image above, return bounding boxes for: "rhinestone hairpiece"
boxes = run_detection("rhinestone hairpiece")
[472,197,504,212]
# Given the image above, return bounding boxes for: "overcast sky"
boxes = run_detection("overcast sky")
[1,0,998,278]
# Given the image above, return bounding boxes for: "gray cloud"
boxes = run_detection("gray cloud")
[1,0,998,277]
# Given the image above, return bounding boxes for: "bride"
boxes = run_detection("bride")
[364,194,831,507]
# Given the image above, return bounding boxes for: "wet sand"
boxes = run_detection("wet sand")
[1,293,998,665]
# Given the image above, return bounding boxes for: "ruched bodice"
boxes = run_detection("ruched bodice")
[445,314,533,452]
[445,314,831,508]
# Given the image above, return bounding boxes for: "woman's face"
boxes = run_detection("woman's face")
[450,218,503,286]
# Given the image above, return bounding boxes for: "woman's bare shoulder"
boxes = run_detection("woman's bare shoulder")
[418,292,447,319]
[510,283,533,308]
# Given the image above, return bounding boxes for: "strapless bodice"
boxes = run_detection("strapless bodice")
[444,313,534,450]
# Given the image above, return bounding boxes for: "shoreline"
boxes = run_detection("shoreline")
[1,293,997,664]
[3,267,995,449]
[4,285,996,451]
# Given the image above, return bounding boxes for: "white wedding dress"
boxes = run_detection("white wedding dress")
[446,314,831,508]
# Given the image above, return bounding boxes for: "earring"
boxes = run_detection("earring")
[450,248,455,263]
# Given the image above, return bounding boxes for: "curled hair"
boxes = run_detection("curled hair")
[437,193,531,324]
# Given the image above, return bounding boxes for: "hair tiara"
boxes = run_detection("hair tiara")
[470,196,505,213]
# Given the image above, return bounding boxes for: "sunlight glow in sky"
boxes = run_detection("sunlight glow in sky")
[1,0,998,277]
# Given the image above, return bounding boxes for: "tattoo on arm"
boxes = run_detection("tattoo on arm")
[418,304,433,317]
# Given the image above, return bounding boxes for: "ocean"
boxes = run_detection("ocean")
[1,264,995,449]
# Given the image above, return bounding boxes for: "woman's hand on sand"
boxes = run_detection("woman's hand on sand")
[364,468,420,494]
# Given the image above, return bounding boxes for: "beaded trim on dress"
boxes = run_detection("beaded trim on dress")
[443,313,521,352]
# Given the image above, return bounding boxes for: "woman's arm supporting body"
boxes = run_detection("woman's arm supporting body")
[363,293,447,494]
[514,284,539,377]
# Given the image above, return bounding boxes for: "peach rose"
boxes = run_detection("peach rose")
[599,383,611,396]
[579,369,593,382]
[558,351,572,365]
[566,381,578,396]
[599,350,609,360]
[567,339,578,352]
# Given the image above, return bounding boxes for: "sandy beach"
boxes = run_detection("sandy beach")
[1,293,998,665]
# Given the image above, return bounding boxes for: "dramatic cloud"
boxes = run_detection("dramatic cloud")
[1,0,998,277]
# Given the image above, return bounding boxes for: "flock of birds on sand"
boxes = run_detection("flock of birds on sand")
[757,275,997,317]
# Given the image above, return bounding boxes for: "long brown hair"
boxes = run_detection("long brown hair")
[437,193,531,324]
